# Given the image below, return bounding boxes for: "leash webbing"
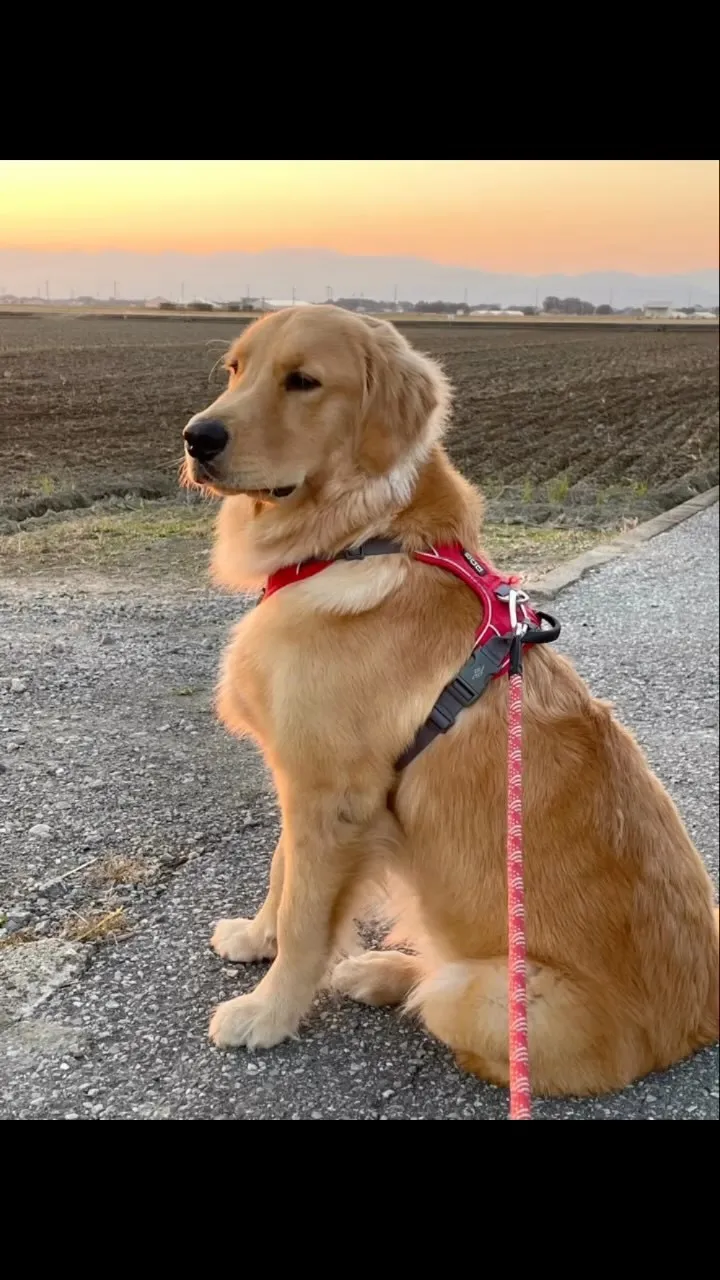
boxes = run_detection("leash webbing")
[506,642,532,1119]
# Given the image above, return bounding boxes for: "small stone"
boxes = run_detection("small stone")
[6,910,31,932]
[311,1111,323,1120]
[41,879,68,901]
[10,678,27,694]
[64,1113,80,1121]
[99,634,115,646]
[0,938,88,1022]
[29,824,52,839]
[88,779,106,790]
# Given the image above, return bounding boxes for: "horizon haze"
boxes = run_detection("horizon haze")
[0,248,717,310]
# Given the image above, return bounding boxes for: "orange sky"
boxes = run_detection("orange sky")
[0,160,717,273]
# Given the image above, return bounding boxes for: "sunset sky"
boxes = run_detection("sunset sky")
[0,160,717,274]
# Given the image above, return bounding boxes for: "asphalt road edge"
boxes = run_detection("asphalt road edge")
[524,487,719,601]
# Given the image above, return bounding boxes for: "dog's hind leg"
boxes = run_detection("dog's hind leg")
[210,837,285,962]
[331,950,423,1006]
[408,958,643,1096]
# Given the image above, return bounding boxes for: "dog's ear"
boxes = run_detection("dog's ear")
[357,317,450,475]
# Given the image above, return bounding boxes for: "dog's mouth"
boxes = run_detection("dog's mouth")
[243,484,297,500]
[186,459,297,501]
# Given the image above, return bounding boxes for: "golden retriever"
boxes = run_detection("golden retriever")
[182,305,718,1096]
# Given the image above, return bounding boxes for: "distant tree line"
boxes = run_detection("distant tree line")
[543,296,597,315]
[334,298,539,315]
[156,297,719,318]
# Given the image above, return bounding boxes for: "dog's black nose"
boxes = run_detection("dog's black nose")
[183,419,228,462]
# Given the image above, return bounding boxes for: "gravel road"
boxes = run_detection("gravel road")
[1,505,718,1120]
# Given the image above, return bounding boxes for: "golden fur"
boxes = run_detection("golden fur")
[182,305,718,1096]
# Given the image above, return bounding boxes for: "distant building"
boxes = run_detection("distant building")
[470,308,524,318]
[145,296,171,309]
[255,298,311,311]
[643,301,673,318]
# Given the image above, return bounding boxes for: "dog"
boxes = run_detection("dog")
[182,304,718,1096]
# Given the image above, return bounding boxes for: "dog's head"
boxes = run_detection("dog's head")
[182,306,449,507]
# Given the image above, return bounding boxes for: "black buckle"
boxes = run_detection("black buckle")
[427,675,478,732]
[342,545,365,560]
[447,675,476,706]
[429,702,455,732]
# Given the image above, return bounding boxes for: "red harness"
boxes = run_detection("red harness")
[263,538,558,770]
[265,540,540,676]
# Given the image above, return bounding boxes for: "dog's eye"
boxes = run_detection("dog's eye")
[284,371,321,392]
[227,360,239,376]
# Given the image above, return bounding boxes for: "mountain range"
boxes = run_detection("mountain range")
[0,248,717,309]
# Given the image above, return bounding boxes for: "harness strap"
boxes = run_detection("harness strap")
[262,538,403,600]
[395,613,559,771]
[396,633,515,769]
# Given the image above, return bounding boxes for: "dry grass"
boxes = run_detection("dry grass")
[62,907,128,943]
[0,497,605,582]
[0,928,37,950]
[483,523,604,578]
[89,854,152,888]
[0,500,215,577]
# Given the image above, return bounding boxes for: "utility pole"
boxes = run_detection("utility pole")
[113,280,117,300]
[180,282,185,304]
[45,280,50,300]
[292,284,296,305]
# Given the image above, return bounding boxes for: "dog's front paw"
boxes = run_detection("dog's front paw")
[209,993,298,1050]
[210,917,277,963]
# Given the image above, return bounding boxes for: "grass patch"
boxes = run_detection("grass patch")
[62,906,128,944]
[0,500,215,574]
[89,855,151,888]
[483,524,606,578]
[0,928,37,950]
[0,496,609,585]
[546,474,571,503]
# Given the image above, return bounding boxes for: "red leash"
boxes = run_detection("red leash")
[506,660,532,1119]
